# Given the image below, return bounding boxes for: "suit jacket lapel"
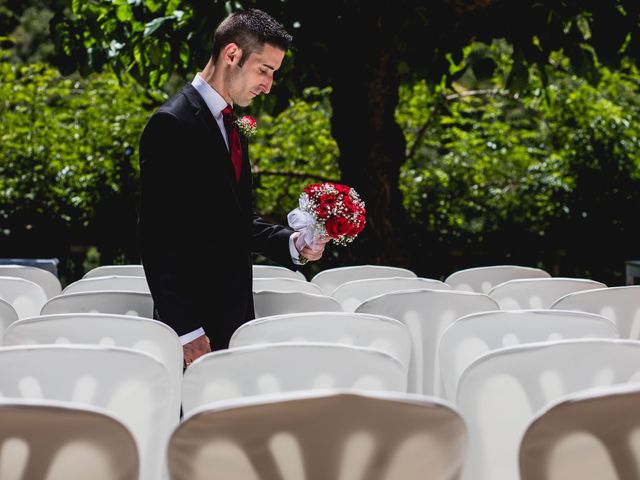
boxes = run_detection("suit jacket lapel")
[181,84,243,211]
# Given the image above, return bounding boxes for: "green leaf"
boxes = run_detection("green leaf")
[116,3,133,22]
[143,16,173,38]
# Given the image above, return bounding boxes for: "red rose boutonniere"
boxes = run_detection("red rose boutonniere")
[236,116,257,137]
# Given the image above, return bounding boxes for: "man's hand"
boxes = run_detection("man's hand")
[293,232,330,262]
[183,335,211,368]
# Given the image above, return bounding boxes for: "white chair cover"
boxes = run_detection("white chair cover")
[0,297,18,345]
[62,275,150,294]
[0,276,48,319]
[520,383,640,480]
[456,338,640,480]
[551,285,640,339]
[488,277,607,309]
[0,399,139,480]
[438,309,619,401]
[252,277,323,294]
[0,344,174,480]
[445,265,551,293]
[169,390,467,480]
[41,291,153,318]
[83,264,145,279]
[356,289,498,395]
[181,342,407,416]
[4,313,183,417]
[331,276,451,312]
[252,265,306,280]
[253,290,342,318]
[311,265,417,295]
[0,265,61,299]
[229,311,412,372]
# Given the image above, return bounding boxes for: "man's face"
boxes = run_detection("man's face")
[229,43,285,107]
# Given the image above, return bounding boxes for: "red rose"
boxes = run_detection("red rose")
[304,184,321,195]
[348,215,366,236]
[325,216,351,238]
[341,195,357,214]
[334,183,351,195]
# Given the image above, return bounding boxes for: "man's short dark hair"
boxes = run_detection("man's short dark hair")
[211,9,293,66]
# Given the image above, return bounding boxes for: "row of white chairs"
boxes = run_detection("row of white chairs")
[6,382,638,480]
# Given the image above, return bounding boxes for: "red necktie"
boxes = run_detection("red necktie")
[221,104,242,183]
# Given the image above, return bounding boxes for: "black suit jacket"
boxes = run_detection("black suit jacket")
[137,84,296,350]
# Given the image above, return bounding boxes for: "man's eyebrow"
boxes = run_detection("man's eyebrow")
[262,63,276,71]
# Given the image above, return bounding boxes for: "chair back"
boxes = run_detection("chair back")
[253,277,323,294]
[438,309,618,401]
[63,275,150,294]
[230,311,412,372]
[488,277,607,309]
[169,390,467,480]
[41,291,153,318]
[551,285,640,339]
[0,298,18,344]
[0,344,174,480]
[0,399,139,480]
[520,384,640,480]
[311,265,417,295]
[4,313,183,417]
[253,290,342,318]
[332,276,451,312]
[456,338,640,480]
[356,289,498,395]
[252,265,306,280]
[181,342,407,416]
[0,265,61,299]
[445,265,551,293]
[83,264,145,279]
[0,276,48,318]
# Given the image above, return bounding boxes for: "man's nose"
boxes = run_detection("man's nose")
[260,78,273,94]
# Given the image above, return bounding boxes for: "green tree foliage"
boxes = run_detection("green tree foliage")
[0,49,149,280]
[395,42,640,283]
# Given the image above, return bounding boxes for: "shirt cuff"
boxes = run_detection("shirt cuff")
[289,233,304,265]
[179,328,205,345]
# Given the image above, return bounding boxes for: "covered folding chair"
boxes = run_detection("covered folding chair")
[356,289,498,396]
[311,265,417,295]
[41,291,153,318]
[438,309,618,401]
[252,277,323,294]
[488,277,606,309]
[0,344,174,480]
[551,285,640,339]
[0,297,18,344]
[0,399,139,480]
[253,290,342,318]
[62,275,150,294]
[0,264,62,299]
[456,338,640,480]
[520,383,640,480]
[229,311,412,373]
[4,313,183,417]
[0,276,48,318]
[169,390,467,480]
[445,265,551,293]
[331,277,451,312]
[181,342,407,416]
[83,264,145,279]
[252,264,306,280]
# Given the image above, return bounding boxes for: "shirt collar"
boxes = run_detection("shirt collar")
[191,73,229,119]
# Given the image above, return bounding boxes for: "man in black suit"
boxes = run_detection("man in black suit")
[138,9,327,366]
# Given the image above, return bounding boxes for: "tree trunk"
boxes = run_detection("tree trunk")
[328,10,412,268]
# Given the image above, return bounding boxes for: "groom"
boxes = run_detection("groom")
[137,9,327,366]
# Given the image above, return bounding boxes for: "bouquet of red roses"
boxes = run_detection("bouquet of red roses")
[287,182,366,249]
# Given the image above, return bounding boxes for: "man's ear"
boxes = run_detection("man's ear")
[222,43,242,65]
